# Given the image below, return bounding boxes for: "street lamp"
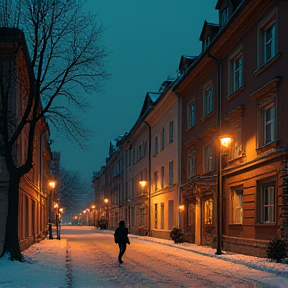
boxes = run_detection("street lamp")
[216,135,232,255]
[48,180,56,239]
[104,199,109,229]
[91,205,96,227]
[54,202,61,240]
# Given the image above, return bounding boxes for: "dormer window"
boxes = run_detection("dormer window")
[220,6,230,28]
[204,36,211,49]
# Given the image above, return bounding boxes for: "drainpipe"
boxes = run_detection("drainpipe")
[173,91,182,229]
[143,121,151,235]
[208,52,222,255]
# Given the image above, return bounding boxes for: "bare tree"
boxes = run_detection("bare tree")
[0,0,109,261]
[58,167,93,222]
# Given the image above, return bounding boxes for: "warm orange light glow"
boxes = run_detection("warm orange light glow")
[59,208,64,213]
[73,216,78,219]
[54,203,58,209]
[49,181,56,189]
[91,205,96,209]
[179,205,185,212]
[139,180,147,188]
[220,136,232,148]
[83,210,86,213]
[104,198,109,204]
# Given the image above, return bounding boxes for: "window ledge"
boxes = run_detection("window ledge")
[227,154,246,166]
[227,85,245,100]
[255,223,276,227]
[256,140,277,154]
[254,53,281,76]
[201,111,215,122]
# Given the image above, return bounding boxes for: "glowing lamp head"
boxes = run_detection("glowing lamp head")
[139,180,147,188]
[220,136,232,148]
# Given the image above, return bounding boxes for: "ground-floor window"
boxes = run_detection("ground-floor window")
[154,203,158,229]
[230,187,243,224]
[258,180,275,224]
[168,200,174,230]
[204,198,213,225]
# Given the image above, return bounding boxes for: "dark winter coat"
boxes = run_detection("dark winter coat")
[114,226,129,244]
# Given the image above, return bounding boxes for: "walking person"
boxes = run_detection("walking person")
[114,220,130,264]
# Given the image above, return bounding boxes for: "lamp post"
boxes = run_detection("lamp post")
[104,198,109,229]
[48,181,56,239]
[91,205,96,227]
[216,135,232,255]
[54,202,61,240]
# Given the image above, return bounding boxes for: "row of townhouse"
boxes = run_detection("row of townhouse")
[0,28,58,254]
[92,0,288,257]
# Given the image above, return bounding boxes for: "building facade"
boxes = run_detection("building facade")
[0,28,53,254]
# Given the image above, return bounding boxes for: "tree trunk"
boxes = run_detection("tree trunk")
[4,174,22,261]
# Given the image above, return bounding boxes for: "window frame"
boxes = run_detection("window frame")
[187,99,196,129]
[257,179,276,224]
[169,161,173,186]
[187,151,196,179]
[169,120,174,143]
[257,10,277,68]
[257,95,277,149]
[203,83,213,117]
[203,143,213,173]
[230,186,243,224]
[154,134,159,155]
[204,198,213,225]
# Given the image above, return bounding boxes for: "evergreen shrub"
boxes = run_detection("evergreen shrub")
[170,227,184,243]
[266,238,288,262]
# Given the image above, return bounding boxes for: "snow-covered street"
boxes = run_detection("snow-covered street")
[0,226,288,287]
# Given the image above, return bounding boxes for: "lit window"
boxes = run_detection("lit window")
[187,99,196,128]
[154,203,158,229]
[160,203,164,230]
[204,199,213,225]
[230,188,243,224]
[203,84,213,117]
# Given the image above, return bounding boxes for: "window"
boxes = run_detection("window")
[203,84,213,117]
[187,152,196,179]
[169,120,174,143]
[220,6,229,28]
[264,23,276,63]
[168,200,174,230]
[258,181,275,224]
[204,199,213,225]
[204,36,210,50]
[229,49,243,93]
[203,144,212,173]
[154,171,158,191]
[258,101,276,147]
[187,99,196,128]
[154,135,159,155]
[258,11,277,67]
[161,127,165,150]
[161,166,164,189]
[154,203,158,229]
[169,161,173,186]
[230,187,243,224]
[161,203,164,229]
